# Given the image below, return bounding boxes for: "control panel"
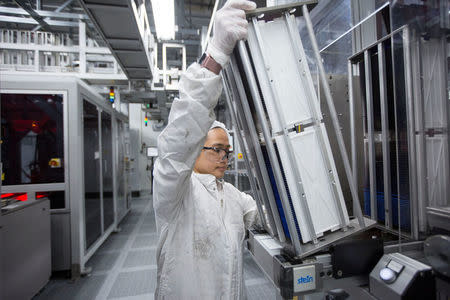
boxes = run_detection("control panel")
[369,253,435,300]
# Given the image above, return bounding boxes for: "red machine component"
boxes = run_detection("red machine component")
[1,193,28,201]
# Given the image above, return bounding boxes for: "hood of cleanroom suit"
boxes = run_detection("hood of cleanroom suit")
[210,120,231,143]
[153,63,259,299]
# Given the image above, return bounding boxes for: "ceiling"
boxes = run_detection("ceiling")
[147,0,217,65]
[0,0,218,124]
[0,0,109,52]
[0,0,216,66]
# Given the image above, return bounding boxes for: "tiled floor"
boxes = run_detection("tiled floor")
[33,194,277,300]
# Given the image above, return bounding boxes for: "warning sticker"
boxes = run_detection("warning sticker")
[49,158,62,168]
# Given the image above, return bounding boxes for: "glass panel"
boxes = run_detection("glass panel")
[1,93,64,185]
[101,111,114,229]
[383,41,399,228]
[36,191,65,209]
[391,32,411,231]
[117,121,126,218]
[391,0,449,233]
[371,50,386,221]
[83,100,101,249]
[296,0,391,217]
[124,123,131,210]
[354,43,407,229]
[317,37,359,213]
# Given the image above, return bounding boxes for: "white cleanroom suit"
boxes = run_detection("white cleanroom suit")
[153,1,259,298]
[153,61,260,299]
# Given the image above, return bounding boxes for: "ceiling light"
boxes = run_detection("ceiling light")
[151,0,175,40]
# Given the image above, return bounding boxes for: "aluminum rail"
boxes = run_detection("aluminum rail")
[284,12,347,230]
[226,60,287,242]
[302,4,365,227]
[364,50,378,221]
[378,42,393,228]
[237,41,303,253]
[222,74,270,234]
[250,16,318,243]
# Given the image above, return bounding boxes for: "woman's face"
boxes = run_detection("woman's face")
[193,128,230,178]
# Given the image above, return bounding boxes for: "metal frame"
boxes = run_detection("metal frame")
[364,50,377,221]
[285,11,348,230]
[113,116,131,224]
[0,15,78,27]
[222,70,270,235]
[347,61,359,216]
[0,23,127,83]
[0,6,89,20]
[391,30,404,248]
[0,89,69,212]
[248,11,351,241]
[0,73,129,276]
[32,0,75,31]
[235,41,303,252]
[76,86,108,272]
[245,16,319,244]
[162,43,186,90]
[79,0,154,80]
[222,57,286,242]
[348,26,424,240]
[411,32,427,234]
[402,27,419,240]
[79,93,117,265]
[247,228,380,300]
[101,110,115,231]
[80,97,95,256]
[3,0,49,31]
[302,5,365,227]
[112,115,118,227]
[222,2,371,257]
[99,108,104,234]
[378,42,393,228]
[201,0,223,52]
[413,32,450,233]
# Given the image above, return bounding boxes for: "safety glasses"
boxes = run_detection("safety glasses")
[202,146,233,161]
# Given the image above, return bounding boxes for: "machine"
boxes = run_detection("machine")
[222,1,450,299]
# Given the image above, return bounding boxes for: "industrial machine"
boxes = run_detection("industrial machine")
[1,195,51,300]
[222,1,450,299]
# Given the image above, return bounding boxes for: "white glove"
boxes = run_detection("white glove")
[207,0,257,67]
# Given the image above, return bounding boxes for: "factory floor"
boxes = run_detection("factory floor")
[33,193,277,300]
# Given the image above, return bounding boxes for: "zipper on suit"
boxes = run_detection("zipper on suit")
[215,182,234,297]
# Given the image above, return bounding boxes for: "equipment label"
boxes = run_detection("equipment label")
[293,265,316,292]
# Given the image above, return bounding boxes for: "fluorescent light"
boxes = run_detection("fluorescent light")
[151,0,175,40]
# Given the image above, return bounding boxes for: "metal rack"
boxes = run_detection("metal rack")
[222,1,375,258]
[348,24,450,239]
